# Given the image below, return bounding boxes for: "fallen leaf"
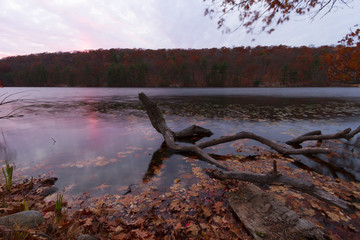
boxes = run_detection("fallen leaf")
[94,184,111,191]
[186,222,199,236]
[111,233,128,239]
[83,217,93,227]
[132,228,149,238]
[303,208,315,216]
[44,211,55,219]
[326,211,340,222]
[214,201,224,214]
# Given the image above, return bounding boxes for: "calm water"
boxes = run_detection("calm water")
[1,87,360,195]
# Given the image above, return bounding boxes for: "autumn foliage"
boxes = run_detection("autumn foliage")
[324,26,360,83]
[0,45,358,88]
[202,1,360,85]
[324,46,360,83]
[203,0,356,34]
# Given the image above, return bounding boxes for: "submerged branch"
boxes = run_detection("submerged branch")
[0,91,36,119]
[0,106,25,119]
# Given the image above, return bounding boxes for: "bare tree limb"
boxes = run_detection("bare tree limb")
[286,126,360,145]
[139,92,331,159]
[207,169,354,212]
[139,92,229,170]
[197,131,331,155]
[346,125,360,140]
[139,92,355,214]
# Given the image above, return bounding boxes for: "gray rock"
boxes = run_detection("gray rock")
[77,234,99,240]
[42,186,59,196]
[0,210,44,228]
[41,177,58,185]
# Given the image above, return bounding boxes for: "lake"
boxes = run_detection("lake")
[1,87,360,196]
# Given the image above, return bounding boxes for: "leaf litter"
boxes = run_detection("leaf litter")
[1,148,360,239]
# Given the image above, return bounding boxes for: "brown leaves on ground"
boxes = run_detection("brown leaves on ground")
[1,150,360,239]
[223,149,360,240]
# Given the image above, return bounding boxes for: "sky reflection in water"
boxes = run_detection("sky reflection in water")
[0,87,360,195]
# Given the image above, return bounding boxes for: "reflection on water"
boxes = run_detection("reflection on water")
[0,87,360,195]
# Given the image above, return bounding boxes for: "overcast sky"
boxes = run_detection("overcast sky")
[0,0,359,59]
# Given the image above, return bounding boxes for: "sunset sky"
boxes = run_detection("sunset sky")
[1,0,359,59]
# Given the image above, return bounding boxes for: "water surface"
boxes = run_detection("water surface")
[1,87,359,195]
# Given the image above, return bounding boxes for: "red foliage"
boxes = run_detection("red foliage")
[0,46,342,87]
[324,25,360,84]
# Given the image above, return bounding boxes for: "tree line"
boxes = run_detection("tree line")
[0,45,358,87]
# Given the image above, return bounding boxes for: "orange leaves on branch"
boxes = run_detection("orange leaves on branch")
[340,24,360,47]
[323,24,360,84]
[204,0,355,35]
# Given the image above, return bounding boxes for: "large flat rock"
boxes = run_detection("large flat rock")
[227,183,324,240]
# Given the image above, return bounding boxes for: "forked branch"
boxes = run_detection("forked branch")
[139,92,356,212]
[139,92,331,159]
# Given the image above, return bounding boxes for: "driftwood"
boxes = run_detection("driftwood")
[197,131,331,155]
[139,92,358,238]
[139,92,356,210]
[286,126,360,145]
[139,92,229,170]
[208,169,352,212]
[139,93,331,163]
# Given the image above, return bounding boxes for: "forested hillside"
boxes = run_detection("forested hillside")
[0,45,358,87]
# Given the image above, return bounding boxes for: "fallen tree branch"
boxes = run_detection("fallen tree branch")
[139,92,331,160]
[197,131,331,155]
[139,92,355,212]
[345,125,360,140]
[286,126,360,145]
[139,92,229,170]
[139,92,356,237]
[207,169,353,212]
